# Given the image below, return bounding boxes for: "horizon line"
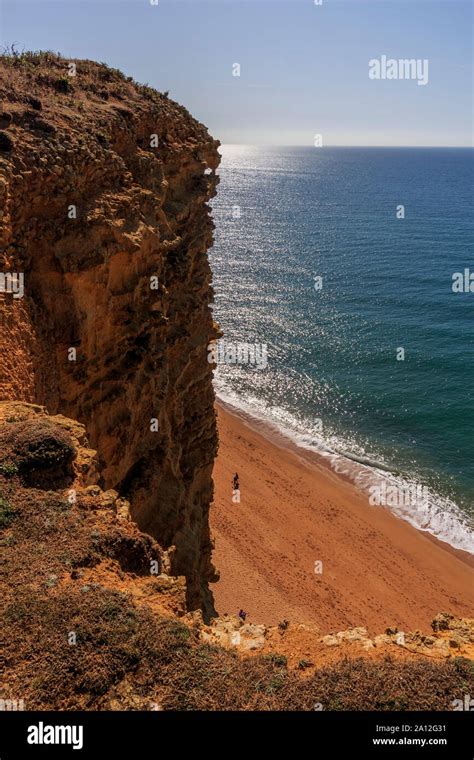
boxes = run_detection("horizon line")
[219,143,474,149]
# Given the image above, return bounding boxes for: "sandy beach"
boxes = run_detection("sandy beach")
[210,400,474,634]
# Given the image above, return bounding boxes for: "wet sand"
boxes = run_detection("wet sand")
[210,400,474,634]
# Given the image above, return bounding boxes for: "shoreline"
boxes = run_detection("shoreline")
[216,396,474,568]
[213,389,473,556]
[211,398,474,633]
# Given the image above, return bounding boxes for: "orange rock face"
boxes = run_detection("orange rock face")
[0,55,220,617]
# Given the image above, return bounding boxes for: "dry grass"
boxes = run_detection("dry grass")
[4,580,473,711]
[0,46,171,105]
[2,456,473,711]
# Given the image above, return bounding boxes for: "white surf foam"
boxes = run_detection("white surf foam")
[214,378,474,555]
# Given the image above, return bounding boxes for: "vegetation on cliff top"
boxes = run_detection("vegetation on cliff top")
[0,45,171,105]
[5,580,473,711]
[2,406,473,711]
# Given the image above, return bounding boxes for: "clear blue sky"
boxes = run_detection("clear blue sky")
[1,0,472,146]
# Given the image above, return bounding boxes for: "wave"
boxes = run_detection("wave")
[214,378,474,555]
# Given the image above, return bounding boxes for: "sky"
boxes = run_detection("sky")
[0,0,472,146]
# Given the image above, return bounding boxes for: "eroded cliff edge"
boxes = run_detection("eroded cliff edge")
[0,53,220,617]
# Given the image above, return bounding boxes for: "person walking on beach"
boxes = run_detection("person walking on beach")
[232,472,241,504]
[238,609,247,622]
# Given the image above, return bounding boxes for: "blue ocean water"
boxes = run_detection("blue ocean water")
[209,145,473,553]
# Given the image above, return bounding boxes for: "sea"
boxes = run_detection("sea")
[209,145,473,554]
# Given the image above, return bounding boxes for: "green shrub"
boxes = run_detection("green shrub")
[0,461,19,477]
[0,496,16,527]
[263,653,287,667]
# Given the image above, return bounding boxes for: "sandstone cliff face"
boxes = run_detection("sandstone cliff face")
[0,54,220,617]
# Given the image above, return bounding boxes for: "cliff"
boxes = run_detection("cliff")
[1,54,473,712]
[1,401,473,710]
[0,53,220,617]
